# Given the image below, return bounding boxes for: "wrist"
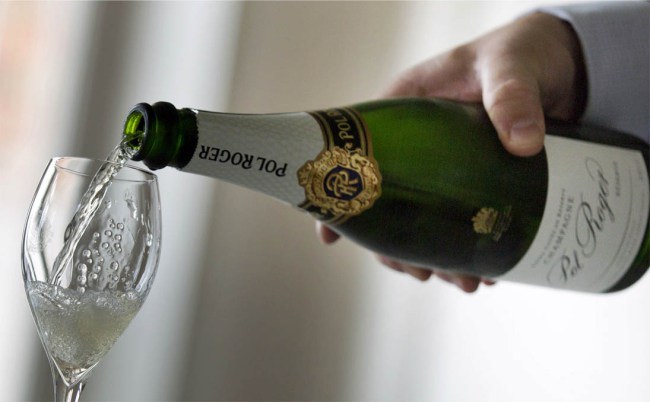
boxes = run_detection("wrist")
[528,12,588,119]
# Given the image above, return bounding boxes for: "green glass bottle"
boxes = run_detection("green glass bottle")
[122,98,650,292]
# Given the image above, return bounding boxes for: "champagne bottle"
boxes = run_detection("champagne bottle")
[122,98,650,293]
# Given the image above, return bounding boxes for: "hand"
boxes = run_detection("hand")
[319,12,587,292]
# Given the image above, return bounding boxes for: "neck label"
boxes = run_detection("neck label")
[183,108,382,225]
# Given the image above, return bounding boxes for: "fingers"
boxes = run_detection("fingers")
[377,255,493,292]
[316,222,340,244]
[480,60,546,157]
[377,255,433,281]
[318,224,494,292]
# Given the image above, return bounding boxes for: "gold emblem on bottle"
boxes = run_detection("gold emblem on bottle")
[298,147,381,217]
[472,206,512,241]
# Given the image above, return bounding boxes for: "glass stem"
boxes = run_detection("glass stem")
[53,372,85,402]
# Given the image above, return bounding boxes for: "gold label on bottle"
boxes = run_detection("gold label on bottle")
[299,108,382,223]
[472,206,512,241]
[299,147,381,217]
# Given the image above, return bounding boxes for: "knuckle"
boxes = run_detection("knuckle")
[443,44,474,65]
[491,78,538,101]
[485,78,539,113]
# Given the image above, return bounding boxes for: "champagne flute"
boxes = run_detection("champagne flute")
[22,157,161,401]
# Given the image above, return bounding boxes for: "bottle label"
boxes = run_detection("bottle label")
[499,135,649,292]
[184,108,381,223]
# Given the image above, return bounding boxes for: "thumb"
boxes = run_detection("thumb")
[380,47,479,101]
[481,64,545,157]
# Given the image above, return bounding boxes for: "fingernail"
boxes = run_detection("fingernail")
[509,120,541,144]
[405,268,432,282]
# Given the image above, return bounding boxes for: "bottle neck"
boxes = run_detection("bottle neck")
[184,109,325,206]
[123,102,198,170]
[123,102,382,223]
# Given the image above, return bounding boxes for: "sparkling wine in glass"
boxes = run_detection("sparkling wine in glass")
[22,156,161,401]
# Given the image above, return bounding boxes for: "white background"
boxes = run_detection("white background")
[1,1,648,401]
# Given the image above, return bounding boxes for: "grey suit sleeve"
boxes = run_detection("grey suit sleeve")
[540,1,649,143]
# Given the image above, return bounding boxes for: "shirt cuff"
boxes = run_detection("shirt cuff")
[538,2,649,142]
